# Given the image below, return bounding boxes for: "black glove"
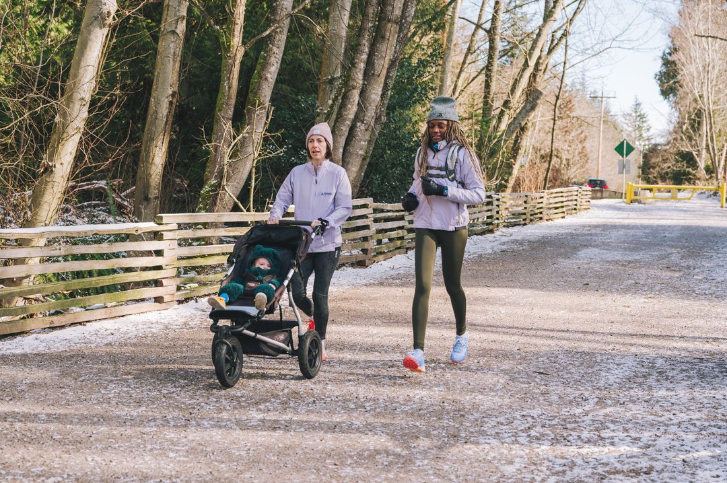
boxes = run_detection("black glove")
[401,192,419,212]
[420,176,446,196]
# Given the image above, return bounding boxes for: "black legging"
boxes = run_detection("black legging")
[291,248,340,340]
[412,228,468,350]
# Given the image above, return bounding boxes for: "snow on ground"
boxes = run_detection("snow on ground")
[2,197,725,356]
[1,197,726,482]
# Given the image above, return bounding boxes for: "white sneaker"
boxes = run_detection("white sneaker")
[207,295,227,310]
[403,348,425,373]
[450,332,469,364]
[254,292,267,311]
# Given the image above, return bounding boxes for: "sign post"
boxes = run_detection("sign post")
[615,139,635,199]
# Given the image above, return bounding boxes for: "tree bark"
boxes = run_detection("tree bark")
[134,0,189,222]
[478,0,503,152]
[501,0,585,191]
[544,23,570,190]
[211,0,294,213]
[493,0,563,136]
[330,0,380,163]
[437,0,462,96]
[4,0,118,309]
[359,0,417,180]
[452,0,488,97]
[23,0,118,229]
[341,0,406,193]
[317,0,353,123]
[196,0,247,213]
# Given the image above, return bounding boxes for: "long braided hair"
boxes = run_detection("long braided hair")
[417,121,485,182]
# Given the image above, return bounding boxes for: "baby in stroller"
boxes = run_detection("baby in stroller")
[208,222,324,388]
[207,245,283,312]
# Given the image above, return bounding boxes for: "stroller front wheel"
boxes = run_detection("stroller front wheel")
[213,336,243,388]
[298,331,322,379]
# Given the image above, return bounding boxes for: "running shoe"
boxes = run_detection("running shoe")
[403,349,426,373]
[450,332,469,364]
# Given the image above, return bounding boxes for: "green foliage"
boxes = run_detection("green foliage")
[359,55,439,202]
[641,145,699,185]
[1,0,449,217]
[656,45,679,104]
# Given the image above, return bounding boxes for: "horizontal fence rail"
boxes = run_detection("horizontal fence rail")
[626,182,726,208]
[0,187,591,336]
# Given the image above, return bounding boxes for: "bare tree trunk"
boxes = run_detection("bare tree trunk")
[493,0,563,136]
[452,0,488,97]
[330,0,380,163]
[544,23,570,190]
[487,0,586,176]
[359,0,417,179]
[4,0,118,308]
[134,0,189,222]
[478,0,503,152]
[24,0,118,229]
[196,0,247,213]
[437,0,462,96]
[211,0,294,213]
[317,0,353,123]
[341,0,406,193]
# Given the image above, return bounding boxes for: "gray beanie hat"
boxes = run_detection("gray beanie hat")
[427,96,459,123]
[306,122,333,151]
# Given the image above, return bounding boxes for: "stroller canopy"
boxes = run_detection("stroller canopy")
[227,224,313,278]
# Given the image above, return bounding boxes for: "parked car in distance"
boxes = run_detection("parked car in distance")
[585,178,609,189]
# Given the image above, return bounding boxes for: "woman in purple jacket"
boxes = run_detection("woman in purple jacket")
[401,96,486,373]
[268,122,352,361]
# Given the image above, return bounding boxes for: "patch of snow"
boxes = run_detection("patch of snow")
[2,197,725,355]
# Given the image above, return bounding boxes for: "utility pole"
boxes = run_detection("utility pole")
[590,88,616,178]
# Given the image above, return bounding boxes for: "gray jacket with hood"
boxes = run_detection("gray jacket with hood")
[407,140,486,230]
[269,160,353,253]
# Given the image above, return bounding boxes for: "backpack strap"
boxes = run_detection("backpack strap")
[424,143,464,187]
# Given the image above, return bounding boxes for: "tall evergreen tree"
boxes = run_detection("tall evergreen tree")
[623,97,652,150]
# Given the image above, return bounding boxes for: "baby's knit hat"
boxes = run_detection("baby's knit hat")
[248,245,280,273]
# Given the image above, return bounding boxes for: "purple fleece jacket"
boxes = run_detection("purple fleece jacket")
[407,140,486,230]
[269,160,353,253]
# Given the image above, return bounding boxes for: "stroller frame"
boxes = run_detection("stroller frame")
[209,220,325,388]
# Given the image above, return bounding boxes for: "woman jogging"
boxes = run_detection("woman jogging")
[268,122,352,361]
[400,96,486,373]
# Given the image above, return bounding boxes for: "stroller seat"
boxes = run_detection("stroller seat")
[209,222,324,388]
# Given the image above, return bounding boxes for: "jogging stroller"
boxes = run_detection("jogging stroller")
[209,220,325,388]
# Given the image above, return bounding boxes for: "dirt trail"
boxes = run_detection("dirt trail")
[1,200,726,482]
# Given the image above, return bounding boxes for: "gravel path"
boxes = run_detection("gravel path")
[1,200,726,482]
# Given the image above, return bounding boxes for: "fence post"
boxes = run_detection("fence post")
[154,223,179,303]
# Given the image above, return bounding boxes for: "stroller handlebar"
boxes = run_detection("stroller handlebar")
[273,218,328,236]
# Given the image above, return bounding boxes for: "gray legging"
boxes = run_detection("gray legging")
[291,248,341,340]
[412,228,468,350]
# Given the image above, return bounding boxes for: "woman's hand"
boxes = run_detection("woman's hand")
[420,176,447,197]
[402,192,419,212]
[267,218,279,224]
[310,219,322,228]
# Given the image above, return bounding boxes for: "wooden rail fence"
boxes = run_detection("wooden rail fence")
[0,187,590,336]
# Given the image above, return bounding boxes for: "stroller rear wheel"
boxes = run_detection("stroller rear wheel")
[298,330,322,379]
[213,336,243,388]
